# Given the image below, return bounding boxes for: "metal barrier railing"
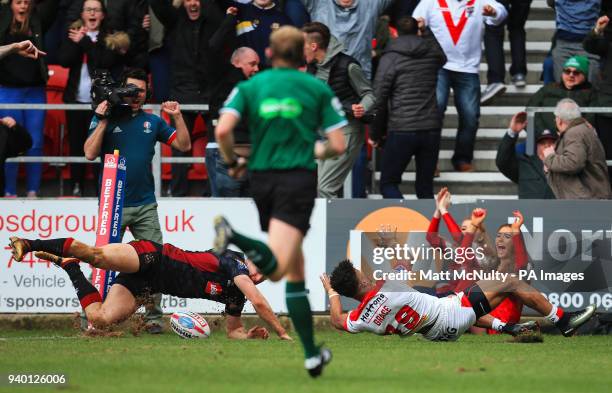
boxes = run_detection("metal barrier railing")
[1,103,208,197]
[3,104,611,197]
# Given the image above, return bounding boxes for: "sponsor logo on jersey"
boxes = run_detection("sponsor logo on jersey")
[143,121,152,134]
[112,126,123,134]
[360,293,388,324]
[373,305,392,326]
[259,98,303,119]
[205,282,223,296]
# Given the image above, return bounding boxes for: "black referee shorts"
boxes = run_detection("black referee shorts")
[249,169,317,235]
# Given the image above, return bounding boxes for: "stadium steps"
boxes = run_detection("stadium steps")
[369,1,553,199]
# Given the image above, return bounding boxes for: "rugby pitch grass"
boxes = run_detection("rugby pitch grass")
[0,329,610,393]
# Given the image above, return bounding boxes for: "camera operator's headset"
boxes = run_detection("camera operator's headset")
[120,71,152,102]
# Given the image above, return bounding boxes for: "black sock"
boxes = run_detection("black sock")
[28,238,73,257]
[63,261,101,309]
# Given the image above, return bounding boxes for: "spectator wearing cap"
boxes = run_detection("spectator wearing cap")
[301,0,395,79]
[371,16,446,199]
[496,111,557,199]
[413,0,508,172]
[542,98,612,199]
[584,14,612,183]
[526,56,594,142]
[302,21,374,198]
[548,0,601,84]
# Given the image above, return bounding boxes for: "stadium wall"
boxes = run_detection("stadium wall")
[0,199,611,314]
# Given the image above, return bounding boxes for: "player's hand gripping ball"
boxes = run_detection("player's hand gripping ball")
[170,311,211,339]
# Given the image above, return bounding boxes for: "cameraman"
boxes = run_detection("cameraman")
[83,67,190,333]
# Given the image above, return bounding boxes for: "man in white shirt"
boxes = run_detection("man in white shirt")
[413,0,507,172]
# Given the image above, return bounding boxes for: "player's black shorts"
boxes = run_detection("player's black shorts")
[249,169,317,235]
[113,240,163,299]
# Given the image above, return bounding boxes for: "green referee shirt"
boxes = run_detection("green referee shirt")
[221,67,348,171]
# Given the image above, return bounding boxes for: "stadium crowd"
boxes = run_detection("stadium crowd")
[0,0,611,200]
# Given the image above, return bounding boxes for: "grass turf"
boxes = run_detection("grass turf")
[0,329,610,393]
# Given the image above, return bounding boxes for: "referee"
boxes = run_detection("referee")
[214,26,347,378]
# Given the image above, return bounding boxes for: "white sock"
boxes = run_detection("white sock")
[546,305,560,323]
[492,318,506,332]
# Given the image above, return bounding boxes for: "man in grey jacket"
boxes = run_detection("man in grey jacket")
[300,0,394,79]
[542,98,612,199]
[303,21,375,198]
[371,16,446,199]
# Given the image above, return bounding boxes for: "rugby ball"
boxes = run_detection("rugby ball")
[170,311,211,339]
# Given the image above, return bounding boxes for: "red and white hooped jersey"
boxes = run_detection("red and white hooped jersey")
[344,281,442,336]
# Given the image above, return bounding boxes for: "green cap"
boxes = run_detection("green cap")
[563,56,590,77]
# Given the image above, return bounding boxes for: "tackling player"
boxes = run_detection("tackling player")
[320,259,595,340]
[8,236,292,340]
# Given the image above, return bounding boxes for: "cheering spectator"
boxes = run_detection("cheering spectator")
[0,0,58,197]
[303,22,374,198]
[301,0,394,79]
[149,0,236,196]
[527,56,594,138]
[371,17,446,199]
[496,112,557,199]
[542,98,612,199]
[413,0,507,172]
[482,0,532,105]
[584,14,612,183]
[67,0,149,68]
[222,0,292,65]
[58,0,129,197]
[549,0,601,83]
[208,47,260,197]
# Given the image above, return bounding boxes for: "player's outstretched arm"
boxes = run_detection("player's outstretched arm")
[233,275,292,340]
[320,274,349,331]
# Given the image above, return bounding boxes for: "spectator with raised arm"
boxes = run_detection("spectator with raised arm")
[222,0,292,66]
[0,39,44,59]
[0,0,59,197]
[413,0,507,173]
[149,0,236,196]
[58,0,129,196]
[496,112,557,199]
